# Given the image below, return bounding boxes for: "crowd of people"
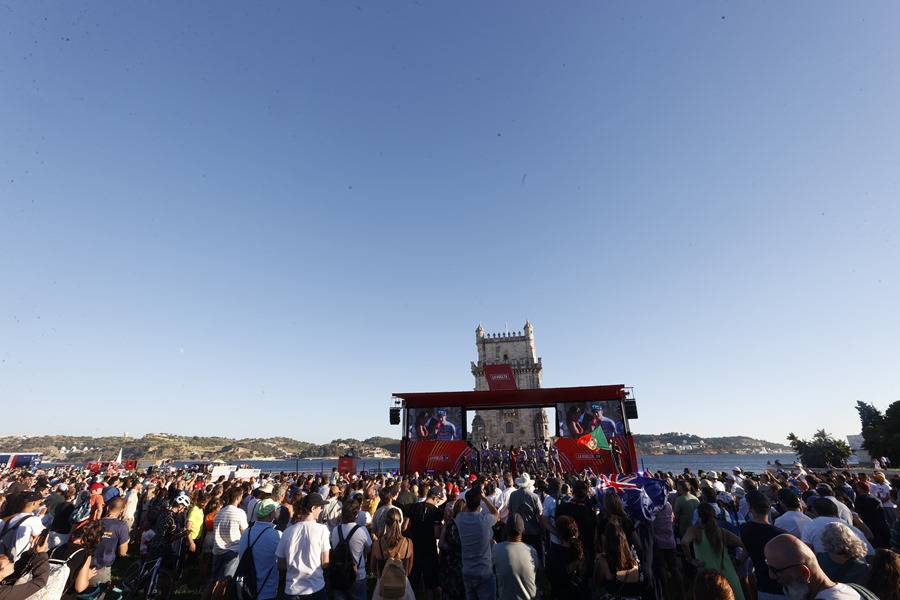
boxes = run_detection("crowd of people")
[0,461,898,600]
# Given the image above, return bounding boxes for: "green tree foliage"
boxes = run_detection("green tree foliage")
[856,400,900,464]
[787,430,851,468]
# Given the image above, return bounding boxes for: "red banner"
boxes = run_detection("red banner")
[483,364,518,390]
[403,440,474,475]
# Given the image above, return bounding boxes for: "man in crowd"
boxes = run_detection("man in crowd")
[276,492,330,600]
[90,496,130,586]
[493,514,541,600]
[739,491,787,600]
[506,473,543,559]
[774,488,812,538]
[238,499,282,600]
[212,487,248,579]
[764,534,873,599]
[801,498,874,557]
[455,485,500,600]
[403,486,444,600]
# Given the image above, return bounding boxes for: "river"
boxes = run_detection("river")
[236,452,798,475]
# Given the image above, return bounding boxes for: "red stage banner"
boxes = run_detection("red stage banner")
[483,364,518,390]
[403,440,474,474]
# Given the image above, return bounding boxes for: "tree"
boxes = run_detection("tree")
[787,430,852,468]
[856,400,900,465]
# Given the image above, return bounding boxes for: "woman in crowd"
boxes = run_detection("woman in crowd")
[50,520,104,600]
[681,502,747,600]
[860,548,900,600]
[547,515,591,599]
[438,498,466,600]
[369,507,414,600]
[596,492,642,558]
[816,521,869,584]
[594,520,649,600]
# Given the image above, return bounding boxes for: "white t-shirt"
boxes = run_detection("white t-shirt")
[800,517,874,556]
[815,582,869,599]
[542,495,560,545]
[5,513,45,562]
[276,520,331,595]
[773,510,812,538]
[329,523,373,580]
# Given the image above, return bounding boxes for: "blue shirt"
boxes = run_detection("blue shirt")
[238,522,282,600]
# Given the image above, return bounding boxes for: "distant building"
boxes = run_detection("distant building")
[469,321,549,448]
[847,434,873,466]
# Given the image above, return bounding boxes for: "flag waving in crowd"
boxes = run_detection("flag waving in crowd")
[596,473,669,522]
[577,425,610,451]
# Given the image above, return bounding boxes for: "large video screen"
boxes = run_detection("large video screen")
[407,407,463,441]
[556,400,625,439]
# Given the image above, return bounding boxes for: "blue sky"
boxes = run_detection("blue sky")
[2,2,898,446]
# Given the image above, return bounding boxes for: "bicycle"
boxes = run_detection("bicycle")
[118,557,176,600]
[77,580,124,600]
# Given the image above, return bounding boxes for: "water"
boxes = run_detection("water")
[236,453,796,475]
[637,453,798,475]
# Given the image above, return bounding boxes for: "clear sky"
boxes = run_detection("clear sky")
[2,2,898,446]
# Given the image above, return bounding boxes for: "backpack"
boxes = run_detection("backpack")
[233,524,271,600]
[0,515,37,558]
[327,524,361,590]
[845,583,881,600]
[378,540,407,599]
[25,547,84,600]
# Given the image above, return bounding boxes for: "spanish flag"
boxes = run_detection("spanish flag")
[578,427,610,452]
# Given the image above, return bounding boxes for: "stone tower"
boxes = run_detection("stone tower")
[469,321,550,448]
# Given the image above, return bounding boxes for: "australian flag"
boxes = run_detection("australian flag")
[596,474,669,523]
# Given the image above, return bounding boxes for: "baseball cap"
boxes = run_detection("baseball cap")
[90,483,104,492]
[427,486,443,498]
[301,493,326,509]
[256,499,278,518]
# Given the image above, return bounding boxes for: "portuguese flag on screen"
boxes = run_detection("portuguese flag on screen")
[578,428,610,452]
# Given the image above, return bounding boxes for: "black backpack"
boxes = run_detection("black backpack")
[328,524,361,590]
[233,524,271,600]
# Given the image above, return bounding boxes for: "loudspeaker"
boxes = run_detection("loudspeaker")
[389,407,401,425]
[624,400,638,420]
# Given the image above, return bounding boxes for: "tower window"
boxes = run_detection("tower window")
[505,422,514,434]
[503,354,508,361]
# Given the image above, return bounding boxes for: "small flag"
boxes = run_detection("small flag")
[578,427,610,452]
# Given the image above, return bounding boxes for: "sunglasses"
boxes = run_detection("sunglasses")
[766,562,803,576]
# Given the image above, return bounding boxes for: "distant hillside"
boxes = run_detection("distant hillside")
[632,432,792,455]
[0,434,402,462]
[0,431,789,462]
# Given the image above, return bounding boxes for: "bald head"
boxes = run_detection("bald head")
[764,534,831,593]
[765,534,814,567]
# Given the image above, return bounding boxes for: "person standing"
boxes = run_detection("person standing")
[402,486,443,600]
[211,487,248,580]
[506,474,543,560]
[276,492,330,600]
[237,500,282,600]
[89,497,130,587]
[738,491,786,600]
[454,487,500,600]
[493,514,541,600]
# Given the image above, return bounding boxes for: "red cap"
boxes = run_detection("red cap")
[90,483,104,492]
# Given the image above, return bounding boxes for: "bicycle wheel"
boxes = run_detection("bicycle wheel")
[118,561,145,600]
[147,569,176,600]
